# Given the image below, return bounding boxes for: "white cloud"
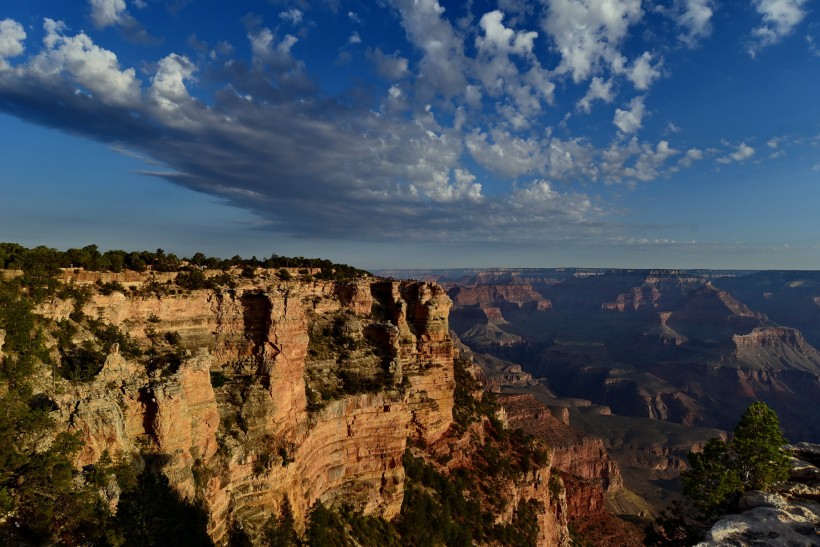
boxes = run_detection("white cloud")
[89,0,127,29]
[29,19,141,106]
[348,11,362,24]
[811,163,820,171]
[613,96,646,134]
[602,137,678,182]
[390,0,468,98]
[767,137,781,148]
[678,147,703,167]
[279,9,303,25]
[465,129,602,181]
[0,19,26,69]
[249,28,300,71]
[627,51,662,90]
[750,0,808,55]
[476,10,538,56]
[508,180,591,221]
[349,32,362,45]
[466,129,546,178]
[370,49,410,80]
[717,142,755,163]
[542,0,643,83]
[676,0,714,47]
[577,77,614,113]
[427,168,483,203]
[150,53,196,113]
[472,10,553,122]
[664,122,682,134]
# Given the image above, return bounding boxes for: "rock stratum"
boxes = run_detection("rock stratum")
[38,272,455,542]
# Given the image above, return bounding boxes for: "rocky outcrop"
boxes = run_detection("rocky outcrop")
[41,272,455,544]
[697,443,820,547]
[500,394,643,545]
[448,284,552,311]
[501,395,622,493]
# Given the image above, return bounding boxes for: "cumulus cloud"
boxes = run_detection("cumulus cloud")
[613,96,646,134]
[601,138,678,182]
[577,77,614,113]
[678,147,703,167]
[249,27,301,72]
[279,9,303,25]
[627,52,662,90]
[0,19,26,69]
[88,0,158,44]
[390,0,468,98]
[29,19,141,106]
[509,180,591,220]
[150,53,196,113]
[750,0,808,55]
[542,0,643,83]
[472,9,554,121]
[89,0,128,29]
[676,0,714,47]
[717,142,755,163]
[476,10,538,56]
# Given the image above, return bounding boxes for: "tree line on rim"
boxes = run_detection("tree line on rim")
[0,242,368,279]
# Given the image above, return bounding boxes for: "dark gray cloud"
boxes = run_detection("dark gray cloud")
[0,7,732,247]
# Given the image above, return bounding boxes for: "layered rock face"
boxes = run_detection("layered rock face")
[501,395,643,546]
[42,272,455,543]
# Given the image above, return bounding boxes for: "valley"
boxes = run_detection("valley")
[381,268,820,515]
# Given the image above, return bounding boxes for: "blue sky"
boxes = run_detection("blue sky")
[1,0,819,269]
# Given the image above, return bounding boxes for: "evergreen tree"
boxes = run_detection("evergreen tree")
[680,401,790,516]
[730,401,791,491]
[680,438,740,515]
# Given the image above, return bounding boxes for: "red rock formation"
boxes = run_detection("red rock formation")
[448,284,552,310]
[42,272,455,543]
[501,394,642,546]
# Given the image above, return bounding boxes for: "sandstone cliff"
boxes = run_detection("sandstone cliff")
[500,394,643,546]
[38,271,456,543]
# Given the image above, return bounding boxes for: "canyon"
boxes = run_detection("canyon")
[3,261,817,544]
[0,266,645,545]
[381,268,820,514]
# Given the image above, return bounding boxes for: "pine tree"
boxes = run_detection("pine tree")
[680,438,741,514]
[730,401,791,491]
[680,401,790,516]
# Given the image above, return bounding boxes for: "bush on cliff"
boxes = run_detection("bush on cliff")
[680,401,790,515]
[647,402,791,545]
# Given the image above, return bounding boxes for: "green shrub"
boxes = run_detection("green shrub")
[681,402,790,516]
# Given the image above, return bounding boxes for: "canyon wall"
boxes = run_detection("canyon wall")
[42,272,457,543]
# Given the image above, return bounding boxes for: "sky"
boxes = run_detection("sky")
[1,0,819,270]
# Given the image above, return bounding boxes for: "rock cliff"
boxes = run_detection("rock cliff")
[500,394,644,546]
[696,443,820,547]
[40,271,456,543]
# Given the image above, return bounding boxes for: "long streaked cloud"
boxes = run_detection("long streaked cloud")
[0,4,796,247]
